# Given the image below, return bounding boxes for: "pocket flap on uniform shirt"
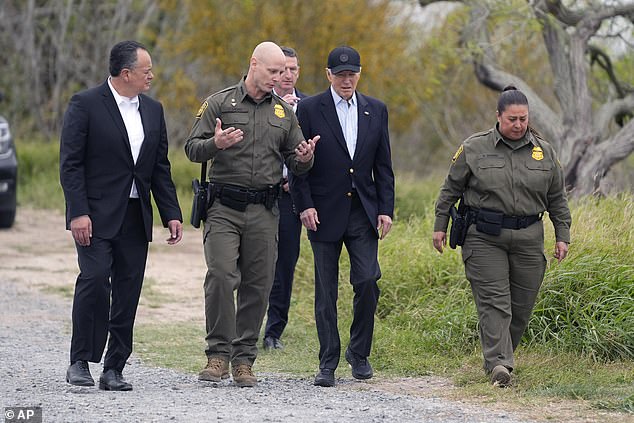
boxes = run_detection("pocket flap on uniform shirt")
[220,109,249,125]
[477,155,505,169]
[526,160,552,171]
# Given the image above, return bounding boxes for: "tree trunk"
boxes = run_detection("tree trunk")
[420,0,634,196]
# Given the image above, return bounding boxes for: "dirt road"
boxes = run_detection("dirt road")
[1,208,627,422]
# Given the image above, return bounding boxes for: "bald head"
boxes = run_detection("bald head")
[245,41,287,101]
[252,41,286,64]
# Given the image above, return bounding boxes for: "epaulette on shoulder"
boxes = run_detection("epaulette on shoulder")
[208,84,237,100]
[465,128,493,143]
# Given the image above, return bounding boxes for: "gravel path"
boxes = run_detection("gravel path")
[0,277,535,423]
[1,209,537,422]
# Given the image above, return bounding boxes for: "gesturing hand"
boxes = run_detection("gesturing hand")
[295,135,320,163]
[214,118,244,150]
[281,93,300,107]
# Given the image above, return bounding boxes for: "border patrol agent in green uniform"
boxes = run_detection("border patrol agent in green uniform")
[185,42,318,388]
[432,86,571,387]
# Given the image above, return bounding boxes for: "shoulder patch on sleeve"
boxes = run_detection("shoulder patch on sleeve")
[195,101,208,119]
[451,144,464,163]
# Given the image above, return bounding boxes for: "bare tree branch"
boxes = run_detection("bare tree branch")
[420,0,634,195]
[575,117,634,195]
[464,2,562,145]
[531,0,584,26]
[594,94,634,136]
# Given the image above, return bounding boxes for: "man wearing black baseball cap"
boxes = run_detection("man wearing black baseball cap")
[290,46,395,387]
[327,46,362,73]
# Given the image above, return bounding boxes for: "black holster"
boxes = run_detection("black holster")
[190,178,209,228]
[449,200,469,249]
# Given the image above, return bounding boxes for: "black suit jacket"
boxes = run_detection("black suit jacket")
[60,81,182,241]
[291,89,394,242]
[296,89,308,101]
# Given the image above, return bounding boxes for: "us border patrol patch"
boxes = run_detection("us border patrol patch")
[532,146,544,161]
[274,104,285,118]
[195,101,208,119]
[452,145,464,163]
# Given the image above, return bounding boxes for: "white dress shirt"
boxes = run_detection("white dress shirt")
[108,78,145,198]
[330,87,358,159]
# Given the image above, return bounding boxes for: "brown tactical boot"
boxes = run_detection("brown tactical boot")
[198,357,229,382]
[232,363,257,388]
[491,365,511,387]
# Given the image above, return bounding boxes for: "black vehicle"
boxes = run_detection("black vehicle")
[0,109,17,228]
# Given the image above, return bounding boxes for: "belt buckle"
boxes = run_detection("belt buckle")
[246,190,258,203]
[517,216,527,229]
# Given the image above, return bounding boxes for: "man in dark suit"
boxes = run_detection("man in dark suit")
[60,40,183,391]
[263,46,307,351]
[291,46,395,387]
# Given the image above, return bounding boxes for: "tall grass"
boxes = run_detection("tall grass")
[527,195,634,361]
[16,141,65,209]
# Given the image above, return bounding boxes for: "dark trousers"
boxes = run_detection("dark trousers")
[203,201,278,365]
[69,199,148,372]
[265,192,302,339]
[310,196,381,370]
[461,222,546,372]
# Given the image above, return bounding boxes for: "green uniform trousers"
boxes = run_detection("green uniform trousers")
[461,221,546,372]
[202,201,279,366]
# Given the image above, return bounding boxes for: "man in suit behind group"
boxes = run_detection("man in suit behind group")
[60,40,183,391]
[263,46,307,351]
[291,46,395,387]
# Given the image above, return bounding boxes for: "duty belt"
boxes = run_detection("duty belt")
[211,184,271,203]
[210,183,281,212]
[468,208,542,230]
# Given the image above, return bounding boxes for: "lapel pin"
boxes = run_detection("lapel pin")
[364,111,370,115]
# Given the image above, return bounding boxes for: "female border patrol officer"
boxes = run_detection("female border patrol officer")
[432,86,571,387]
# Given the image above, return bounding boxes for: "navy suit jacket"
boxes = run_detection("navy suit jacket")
[296,89,308,101]
[291,89,394,242]
[60,81,182,242]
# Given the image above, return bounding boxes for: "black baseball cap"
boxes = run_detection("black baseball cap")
[327,46,361,74]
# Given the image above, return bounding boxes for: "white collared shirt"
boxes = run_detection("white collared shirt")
[330,87,358,159]
[108,77,145,198]
[273,88,299,113]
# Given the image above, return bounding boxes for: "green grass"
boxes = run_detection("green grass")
[15,138,198,219]
[18,140,634,415]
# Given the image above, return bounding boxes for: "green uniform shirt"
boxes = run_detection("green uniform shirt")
[434,126,571,243]
[184,78,312,189]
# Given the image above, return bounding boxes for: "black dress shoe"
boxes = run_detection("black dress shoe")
[99,369,132,391]
[263,336,284,350]
[314,368,335,387]
[345,347,373,380]
[66,361,94,386]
